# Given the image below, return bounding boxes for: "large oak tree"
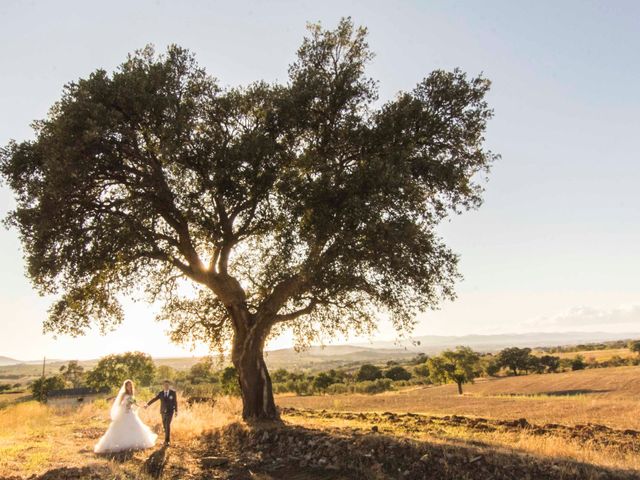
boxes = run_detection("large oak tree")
[1,19,496,419]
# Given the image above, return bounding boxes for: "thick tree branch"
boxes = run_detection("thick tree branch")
[274,299,317,323]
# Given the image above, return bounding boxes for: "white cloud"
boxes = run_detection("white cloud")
[529,304,640,329]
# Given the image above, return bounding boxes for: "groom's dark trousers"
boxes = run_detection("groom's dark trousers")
[147,389,178,444]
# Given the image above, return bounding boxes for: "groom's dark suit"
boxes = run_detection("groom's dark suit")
[147,389,178,444]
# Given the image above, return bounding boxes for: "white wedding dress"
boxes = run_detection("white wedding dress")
[94,387,157,453]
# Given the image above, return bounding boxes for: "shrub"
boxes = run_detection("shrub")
[356,364,383,382]
[219,367,240,396]
[409,353,428,365]
[271,368,290,383]
[183,383,219,400]
[571,355,586,371]
[384,366,412,381]
[353,378,393,394]
[31,375,66,403]
[413,363,430,378]
[312,372,335,392]
[156,365,177,383]
[628,340,640,355]
[189,358,215,385]
[326,383,349,395]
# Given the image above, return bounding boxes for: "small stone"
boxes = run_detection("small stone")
[201,456,230,468]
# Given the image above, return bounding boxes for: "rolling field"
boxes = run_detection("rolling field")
[276,366,640,475]
[535,348,636,362]
[278,366,640,430]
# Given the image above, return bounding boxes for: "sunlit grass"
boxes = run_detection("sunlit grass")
[0,395,240,477]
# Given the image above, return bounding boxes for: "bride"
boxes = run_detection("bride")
[94,379,157,453]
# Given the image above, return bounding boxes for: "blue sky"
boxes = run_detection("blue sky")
[1,0,638,360]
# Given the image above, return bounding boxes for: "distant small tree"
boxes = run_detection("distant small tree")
[496,347,533,376]
[482,356,501,377]
[31,375,66,402]
[539,355,560,373]
[628,341,640,355]
[413,363,430,379]
[59,360,85,388]
[86,352,155,390]
[0,384,11,392]
[527,355,544,374]
[271,369,290,383]
[189,358,214,384]
[312,372,335,391]
[409,353,428,365]
[571,354,586,371]
[356,364,383,382]
[384,366,412,381]
[156,365,177,383]
[428,346,481,395]
[605,355,627,367]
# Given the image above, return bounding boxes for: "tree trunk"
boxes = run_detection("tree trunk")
[457,381,463,395]
[231,320,278,421]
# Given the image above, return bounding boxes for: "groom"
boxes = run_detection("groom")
[145,380,178,446]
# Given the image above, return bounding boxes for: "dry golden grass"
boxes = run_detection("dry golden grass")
[278,365,640,430]
[283,409,640,474]
[535,348,636,361]
[275,367,640,473]
[0,395,241,478]
[4,367,640,478]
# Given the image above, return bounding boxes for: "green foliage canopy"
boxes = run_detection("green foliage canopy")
[428,346,480,394]
[31,375,66,402]
[355,363,383,382]
[86,352,155,390]
[0,18,496,418]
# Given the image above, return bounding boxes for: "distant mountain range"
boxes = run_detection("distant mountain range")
[359,331,640,353]
[0,356,21,367]
[3,331,639,372]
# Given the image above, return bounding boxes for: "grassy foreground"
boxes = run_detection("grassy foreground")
[2,366,640,479]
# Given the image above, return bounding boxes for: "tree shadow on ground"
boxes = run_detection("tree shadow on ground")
[18,466,112,480]
[539,389,612,396]
[198,421,639,480]
[95,449,135,462]
[142,445,169,479]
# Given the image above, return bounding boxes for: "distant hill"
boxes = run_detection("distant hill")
[5,331,639,376]
[0,356,21,367]
[263,345,414,371]
[156,345,415,371]
[362,331,640,354]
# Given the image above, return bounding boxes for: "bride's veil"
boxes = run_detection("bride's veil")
[110,379,131,420]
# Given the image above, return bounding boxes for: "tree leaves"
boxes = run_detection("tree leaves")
[1,18,497,353]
